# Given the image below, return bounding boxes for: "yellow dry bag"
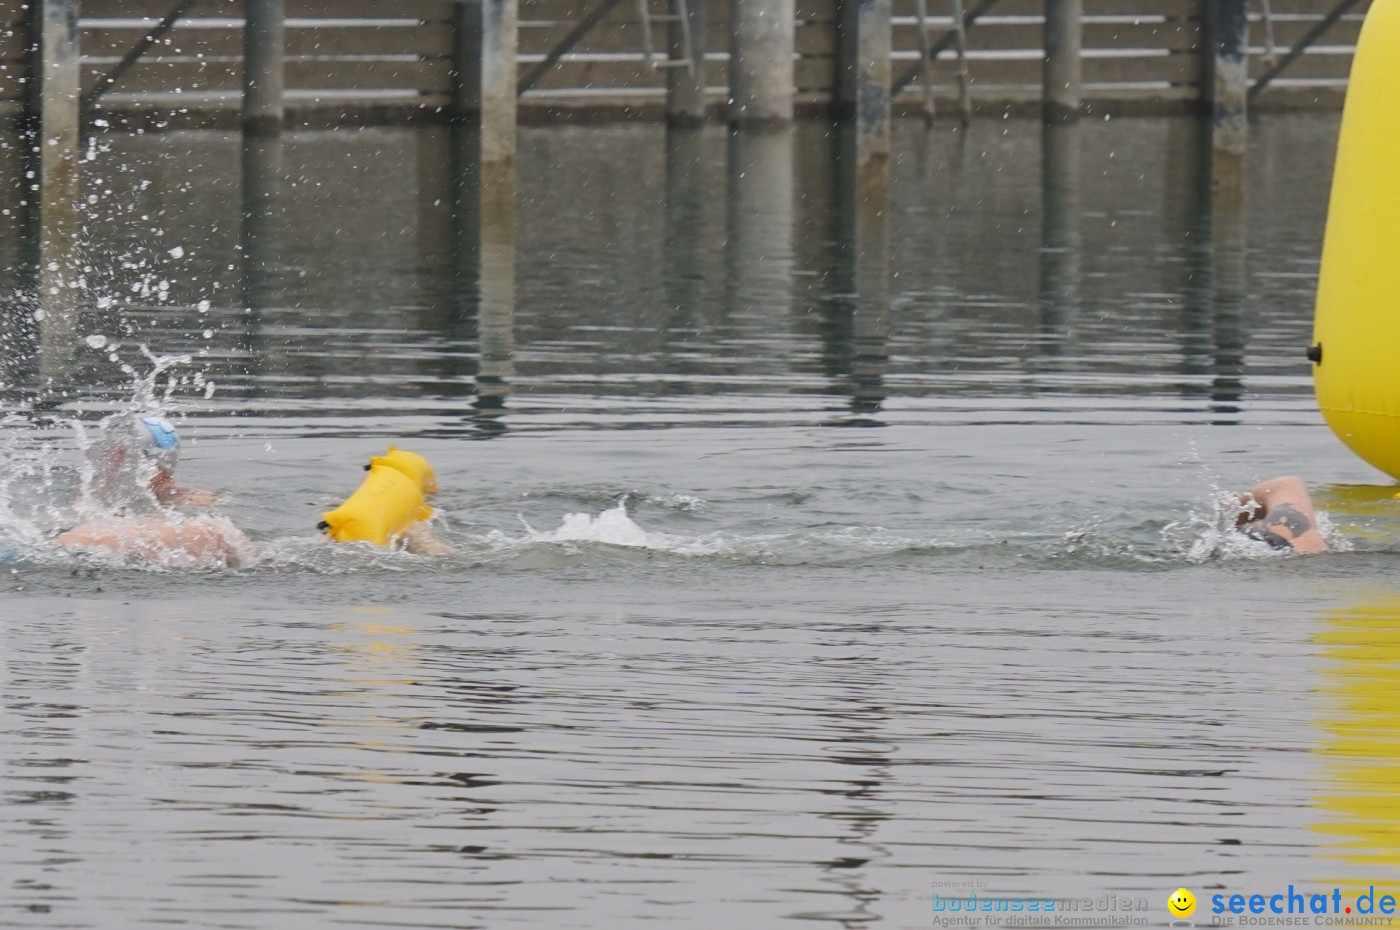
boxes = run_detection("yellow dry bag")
[1312,0,1400,479]
[372,446,436,495]
[320,447,436,546]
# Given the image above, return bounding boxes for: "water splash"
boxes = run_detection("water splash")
[0,347,241,570]
[1169,487,1350,562]
[522,502,657,548]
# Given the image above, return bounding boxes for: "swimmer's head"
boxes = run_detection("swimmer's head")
[85,413,181,499]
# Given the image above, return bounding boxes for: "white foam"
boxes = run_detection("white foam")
[522,502,666,548]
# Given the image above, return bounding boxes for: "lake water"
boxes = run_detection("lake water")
[3,114,1400,929]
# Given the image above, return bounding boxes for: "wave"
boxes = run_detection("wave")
[5,491,1354,574]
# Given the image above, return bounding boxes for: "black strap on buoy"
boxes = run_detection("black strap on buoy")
[1306,343,1323,364]
[317,520,329,531]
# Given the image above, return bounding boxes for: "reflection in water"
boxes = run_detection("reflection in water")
[240,133,282,383]
[414,127,475,398]
[1314,600,1400,875]
[665,127,709,344]
[1168,115,1214,400]
[1038,119,1081,361]
[1209,168,1248,423]
[0,116,1334,418]
[4,621,83,915]
[453,125,516,434]
[1169,115,1247,422]
[727,125,794,360]
[835,125,890,420]
[811,650,892,927]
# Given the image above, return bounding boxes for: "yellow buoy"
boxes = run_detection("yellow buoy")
[320,448,436,546]
[1313,0,1400,480]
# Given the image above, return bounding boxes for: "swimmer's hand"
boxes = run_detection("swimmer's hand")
[166,487,223,507]
[151,472,222,507]
[400,522,453,557]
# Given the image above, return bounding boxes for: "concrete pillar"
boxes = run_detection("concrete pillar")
[34,0,81,382]
[833,1,890,414]
[452,0,518,430]
[728,0,795,124]
[1207,0,1247,418]
[1043,0,1082,121]
[838,0,891,192]
[1038,119,1082,357]
[1208,0,1248,188]
[243,0,285,134]
[667,0,708,125]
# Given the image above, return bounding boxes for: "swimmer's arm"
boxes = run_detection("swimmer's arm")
[150,471,221,507]
[1240,475,1328,553]
[57,517,248,568]
[400,522,453,556]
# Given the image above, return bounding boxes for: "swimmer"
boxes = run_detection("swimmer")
[1236,475,1328,553]
[398,522,453,556]
[56,413,251,568]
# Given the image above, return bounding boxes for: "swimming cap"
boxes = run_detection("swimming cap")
[136,415,180,473]
[85,413,181,503]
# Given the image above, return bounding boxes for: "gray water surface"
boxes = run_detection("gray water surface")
[2,115,1398,929]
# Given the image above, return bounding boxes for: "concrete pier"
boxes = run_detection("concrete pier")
[243,0,285,134]
[1043,0,1083,121]
[1208,0,1248,188]
[452,0,518,428]
[728,0,795,124]
[1207,0,1247,419]
[34,0,81,382]
[455,0,518,170]
[667,0,708,125]
[838,0,891,193]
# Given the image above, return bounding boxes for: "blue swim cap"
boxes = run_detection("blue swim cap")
[139,416,180,451]
[88,412,181,482]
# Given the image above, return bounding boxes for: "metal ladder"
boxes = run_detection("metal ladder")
[636,0,696,72]
[1258,0,1279,65]
[912,0,972,125]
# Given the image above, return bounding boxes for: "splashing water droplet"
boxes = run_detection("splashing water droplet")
[84,334,107,349]
[201,329,213,339]
[167,246,184,259]
[196,299,210,312]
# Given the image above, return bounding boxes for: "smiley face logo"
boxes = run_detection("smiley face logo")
[1168,888,1197,919]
